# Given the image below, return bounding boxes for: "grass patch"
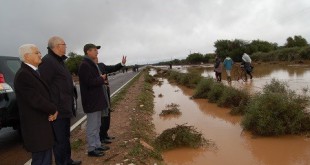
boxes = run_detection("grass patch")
[218,86,250,115]
[193,77,215,98]
[71,138,84,150]
[159,103,181,116]
[166,70,202,88]
[207,83,225,103]
[145,73,156,83]
[128,142,163,162]
[128,69,163,161]
[154,124,210,151]
[242,79,310,136]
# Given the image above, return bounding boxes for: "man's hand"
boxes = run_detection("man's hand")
[122,56,127,65]
[101,74,107,80]
[48,111,58,121]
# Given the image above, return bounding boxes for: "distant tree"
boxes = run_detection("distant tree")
[186,53,204,64]
[248,40,277,53]
[203,53,213,63]
[285,35,308,48]
[171,59,181,65]
[214,39,248,62]
[65,52,83,75]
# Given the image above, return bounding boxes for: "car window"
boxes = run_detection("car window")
[6,59,21,75]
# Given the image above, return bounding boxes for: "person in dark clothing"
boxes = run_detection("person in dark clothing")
[96,57,126,144]
[39,36,81,165]
[78,43,111,157]
[214,56,222,82]
[15,44,58,165]
[242,53,253,80]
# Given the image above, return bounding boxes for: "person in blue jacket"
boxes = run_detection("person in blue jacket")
[223,55,234,82]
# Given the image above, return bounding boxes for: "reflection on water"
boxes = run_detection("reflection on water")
[152,78,310,165]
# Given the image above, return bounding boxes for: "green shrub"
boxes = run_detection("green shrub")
[154,124,208,151]
[230,97,250,115]
[300,46,310,60]
[207,83,225,103]
[189,72,203,87]
[167,71,181,83]
[218,86,250,111]
[167,70,202,88]
[301,115,310,131]
[263,78,288,93]
[251,47,308,62]
[193,77,215,98]
[242,79,310,136]
[145,73,156,83]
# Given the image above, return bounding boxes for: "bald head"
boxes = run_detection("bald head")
[47,36,67,56]
[48,36,63,49]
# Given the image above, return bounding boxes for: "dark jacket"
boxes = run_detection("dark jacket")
[14,63,57,152]
[97,62,123,102]
[39,48,74,118]
[78,57,107,113]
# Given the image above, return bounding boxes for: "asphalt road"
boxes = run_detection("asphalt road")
[0,70,140,165]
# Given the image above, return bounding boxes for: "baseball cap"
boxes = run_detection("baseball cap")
[83,43,101,54]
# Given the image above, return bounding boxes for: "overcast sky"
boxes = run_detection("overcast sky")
[1,0,309,65]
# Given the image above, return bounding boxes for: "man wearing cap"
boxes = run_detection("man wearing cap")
[78,43,111,157]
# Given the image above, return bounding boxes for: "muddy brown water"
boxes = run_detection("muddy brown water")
[151,64,310,165]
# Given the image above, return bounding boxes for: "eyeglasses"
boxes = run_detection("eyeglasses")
[29,51,41,55]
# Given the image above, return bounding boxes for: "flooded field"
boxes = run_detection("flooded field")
[151,64,310,165]
[173,63,310,95]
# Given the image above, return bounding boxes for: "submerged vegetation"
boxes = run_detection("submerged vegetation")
[167,70,202,88]
[156,68,310,136]
[154,124,210,151]
[159,103,181,116]
[242,79,310,136]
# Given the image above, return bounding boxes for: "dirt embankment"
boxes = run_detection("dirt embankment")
[70,72,161,165]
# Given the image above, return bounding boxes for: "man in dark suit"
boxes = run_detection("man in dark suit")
[96,57,126,144]
[14,44,58,165]
[39,36,81,165]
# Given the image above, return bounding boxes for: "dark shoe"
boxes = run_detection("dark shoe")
[102,139,112,144]
[88,150,104,157]
[67,160,82,165]
[96,145,110,151]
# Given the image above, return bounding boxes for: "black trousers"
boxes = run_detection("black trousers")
[215,72,222,82]
[52,118,72,165]
[31,148,52,165]
[99,111,111,140]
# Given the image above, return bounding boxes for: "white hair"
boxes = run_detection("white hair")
[48,36,63,49]
[18,44,37,61]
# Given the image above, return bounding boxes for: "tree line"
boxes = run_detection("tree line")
[156,35,309,65]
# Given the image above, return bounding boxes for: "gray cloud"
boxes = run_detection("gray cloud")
[1,0,309,64]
